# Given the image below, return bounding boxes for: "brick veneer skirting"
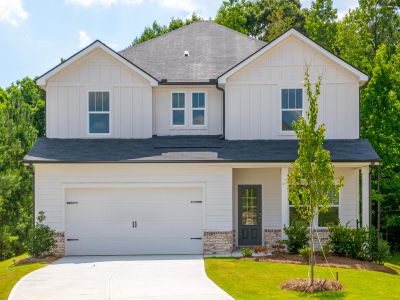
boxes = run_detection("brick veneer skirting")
[264,229,282,247]
[53,232,65,256]
[311,229,330,250]
[203,231,234,254]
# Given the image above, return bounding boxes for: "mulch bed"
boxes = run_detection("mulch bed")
[14,256,59,266]
[280,278,343,293]
[240,253,397,275]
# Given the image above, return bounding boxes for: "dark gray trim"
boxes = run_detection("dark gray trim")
[25,159,381,164]
[216,84,225,138]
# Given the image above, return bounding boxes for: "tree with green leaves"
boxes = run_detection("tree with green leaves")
[335,0,400,74]
[215,0,257,35]
[304,0,337,52]
[361,44,400,249]
[132,14,202,46]
[0,86,37,260]
[254,0,305,41]
[287,67,344,284]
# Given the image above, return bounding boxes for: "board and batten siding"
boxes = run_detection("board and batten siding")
[232,167,359,244]
[46,49,152,138]
[153,86,223,136]
[225,36,360,140]
[34,164,233,232]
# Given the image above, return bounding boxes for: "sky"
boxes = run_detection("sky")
[0,0,359,88]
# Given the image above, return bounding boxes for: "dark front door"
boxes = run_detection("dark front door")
[238,185,262,246]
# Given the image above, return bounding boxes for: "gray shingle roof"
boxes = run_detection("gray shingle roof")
[25,136,380,163]
[119,21,266,82]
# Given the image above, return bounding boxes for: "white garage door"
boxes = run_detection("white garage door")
[65,187,203,255]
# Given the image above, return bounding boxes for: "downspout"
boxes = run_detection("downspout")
[31,164,35,227]
[216,83,225,139]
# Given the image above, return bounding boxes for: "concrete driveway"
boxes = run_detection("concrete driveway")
[8,255,232,300]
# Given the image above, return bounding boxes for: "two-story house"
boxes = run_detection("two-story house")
[25,21,379,256]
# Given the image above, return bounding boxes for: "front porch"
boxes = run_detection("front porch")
[204,164,372,254]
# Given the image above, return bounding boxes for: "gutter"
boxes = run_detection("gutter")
[215,83,225,139]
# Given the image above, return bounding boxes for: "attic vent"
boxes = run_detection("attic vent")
[184,50,189,57]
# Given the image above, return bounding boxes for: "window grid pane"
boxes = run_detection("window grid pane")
[193,110,205,125]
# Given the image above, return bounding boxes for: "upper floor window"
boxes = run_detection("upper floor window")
[88,91,110,134]
[281,88,303,131]
[192,92,206,126]
[172,92,185,126]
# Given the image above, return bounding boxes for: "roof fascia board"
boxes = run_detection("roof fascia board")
[218,29,368,85]
[36,41,159,87]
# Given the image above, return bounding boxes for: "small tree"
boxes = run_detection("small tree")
[27,211,56,257]
[287,66,343,284]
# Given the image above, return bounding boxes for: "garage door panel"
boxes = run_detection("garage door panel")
[65,187,203,255]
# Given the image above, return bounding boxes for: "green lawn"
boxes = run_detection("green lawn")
[205,258,400,300]
[385,252,400,274]
[0,254,49,300]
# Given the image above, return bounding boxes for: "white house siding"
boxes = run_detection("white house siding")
[225,36,360,140]
[232,166,359,246]
[46,49,153,138]
[34,164,233,233]
[153,86,223,136]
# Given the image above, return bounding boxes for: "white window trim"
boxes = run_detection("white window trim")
[279,87,305,136]
[316,187,341,229]
[190,91,208,128]
[288,184,341,229]
[171,91,186,128]
[87,90,112,136]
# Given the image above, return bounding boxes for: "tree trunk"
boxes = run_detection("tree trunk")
[309,221,314,285]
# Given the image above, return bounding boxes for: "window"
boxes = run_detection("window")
[318,189,340,227]
[192,92,205,125]
[172,92,185,126]
[281,88,303,131]
[289,188,340,227]
[88,91,110,134]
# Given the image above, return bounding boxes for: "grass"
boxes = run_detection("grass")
[385,252,400,274]
[0,254,49,300]
[205,257,400,300]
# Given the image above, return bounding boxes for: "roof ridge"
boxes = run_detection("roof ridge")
[119,21,206,54]
[210,21,266,45]
[119,20,265,55]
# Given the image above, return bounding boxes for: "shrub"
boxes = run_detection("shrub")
[272,241,286,253]
[253,246,268,254]
[328,223,368,260]
[329,223,390,262]
[283,221,309,254]
[371,239,391,264]
[241,247,252,257]
[369,226,391,264]
[27,211,56,257]
[299,247,311,263]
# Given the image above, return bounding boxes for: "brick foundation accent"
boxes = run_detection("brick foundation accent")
[203,231,234,254]
[53,232,65,256]
[264,229,282,248]
[312,229,330,250]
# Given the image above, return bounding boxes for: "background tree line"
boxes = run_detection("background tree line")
[0,0,399,260]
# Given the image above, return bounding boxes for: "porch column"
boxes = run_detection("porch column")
[361,166,370,227]
[281,167,289,237]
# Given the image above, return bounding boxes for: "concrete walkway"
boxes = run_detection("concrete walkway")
[8,255,233,300]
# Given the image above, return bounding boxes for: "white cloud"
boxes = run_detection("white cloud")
[65,0,198,13]
[0,0,28,26]
[79,30,93,47]
[156,0,197,13]
[66,0,142,7]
